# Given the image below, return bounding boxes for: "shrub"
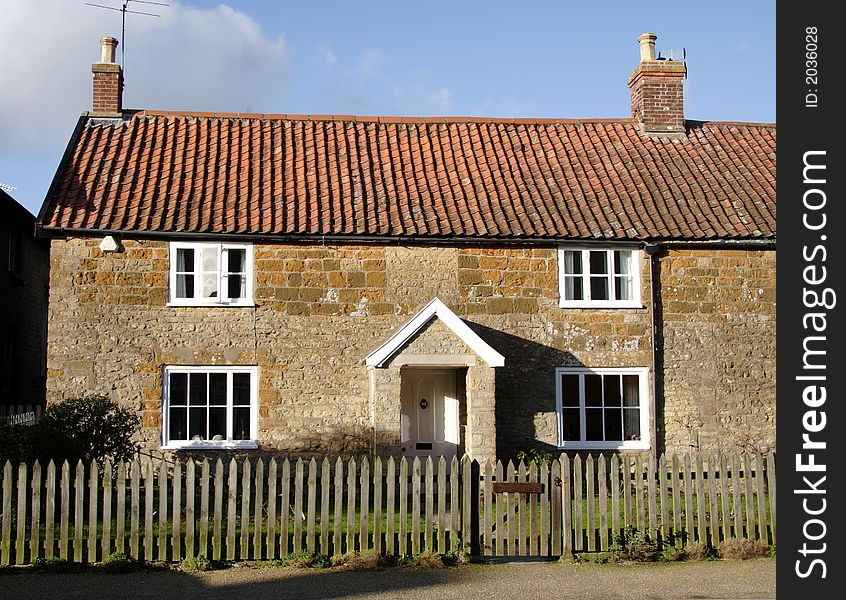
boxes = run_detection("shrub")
[677,542,714,561]
[516,448,553,467]
[612,526,661,562]
[719,538,771,560]
[39,395,140,464]
[180,556,214,572]
[38,558,84,574]
[332,550,395,570]
[0,395,139,465]
[273,550,331,568]
[101,552,138,573]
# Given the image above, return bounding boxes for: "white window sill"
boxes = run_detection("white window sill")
[558,441,650,451]
[162,441,259,451]
[167,301,256,308]
[558,301,644,309]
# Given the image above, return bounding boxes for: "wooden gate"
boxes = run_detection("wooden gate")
[478,459,560,557]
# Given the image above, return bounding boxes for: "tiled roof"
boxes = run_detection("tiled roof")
[39,112,775,241]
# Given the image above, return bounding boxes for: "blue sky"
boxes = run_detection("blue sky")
[1,0,775,217]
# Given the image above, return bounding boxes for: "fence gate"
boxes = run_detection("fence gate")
[478,460,558,558]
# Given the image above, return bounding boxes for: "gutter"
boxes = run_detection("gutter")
[35,225,777,250]
[643,242,662,453]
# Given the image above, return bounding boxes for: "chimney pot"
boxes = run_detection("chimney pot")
[638,32,657,62]
[100,36,118,64]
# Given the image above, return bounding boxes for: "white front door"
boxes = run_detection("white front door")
[400,368,459,459]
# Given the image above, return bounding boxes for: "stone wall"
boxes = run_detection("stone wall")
[658,249,776,455]
[46,238,774,459]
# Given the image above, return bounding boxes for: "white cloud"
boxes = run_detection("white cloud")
[355,49,386,76]
[391,73,454,115]
[0,0,289,159]
[426,87,453,112]
[317,43,337,66]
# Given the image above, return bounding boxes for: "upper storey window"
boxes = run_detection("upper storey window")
[558,248,642,308]
[168,242,253,306]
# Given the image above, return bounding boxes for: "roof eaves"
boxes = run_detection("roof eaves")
[35,112,89,235]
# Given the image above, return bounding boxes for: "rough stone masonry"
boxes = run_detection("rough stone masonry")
[45,238,775,460]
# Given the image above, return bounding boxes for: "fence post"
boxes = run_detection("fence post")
[31,461,42,563]
[468,459,481,558]
[45,460,57,560]
[102,460,112,560]
[74,460,85,563]
[2,461,12,566]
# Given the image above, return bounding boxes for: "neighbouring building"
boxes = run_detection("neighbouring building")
[36,34,775,462]
[1,189,50,419]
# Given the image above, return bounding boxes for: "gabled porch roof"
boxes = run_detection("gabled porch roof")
[364,298,505,368]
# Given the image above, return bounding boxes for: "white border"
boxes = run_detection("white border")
[161,365,259,450]
[168,241,255,307]
[555,366,650,450]
[557,247,643,308]
[364,297,505,367]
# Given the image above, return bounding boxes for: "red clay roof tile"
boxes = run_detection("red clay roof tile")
[40,114,775,241]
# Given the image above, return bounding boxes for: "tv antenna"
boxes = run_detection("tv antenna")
[84,1,169,72]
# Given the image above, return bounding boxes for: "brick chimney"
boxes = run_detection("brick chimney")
[91,36,122,118]
[628,33,686,135]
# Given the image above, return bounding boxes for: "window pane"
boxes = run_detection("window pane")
[614,276,632,300]
[604,375,621,406]
[604,409,622,441]
[564,276,583,301]
[624,408,641,440]
[189,407,207,440]
[209,373,226,406]
[623,375,640,407]
[227,249,245,273]
[562,408,581,441]
[233,373,251,405]
[202,247,219,272]
[590,276,609,300]
[589,251,608,274]
[170,373,188,405]
[585,409,603,441]
[563,250,582,274]
[202,274,218,298]
[227,274,244,299]
[176,274,194,298]
[189,373,207,406]
[233,407,251,440]
[613,250,631,275]
[169,407,187,441]
[561,374,580,407]
[584,374,602,407]
[177,248,194,272]
[208,408,226,440]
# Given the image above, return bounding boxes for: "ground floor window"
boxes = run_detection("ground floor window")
[555,367,649,450]
[162,366,258,449]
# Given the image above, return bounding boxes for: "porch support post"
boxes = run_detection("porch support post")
[369,365,402,457]
[466,366,497,465]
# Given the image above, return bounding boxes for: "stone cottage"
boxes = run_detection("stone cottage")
[37,34,775,463]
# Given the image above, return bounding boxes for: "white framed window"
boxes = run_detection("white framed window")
[558,247,642,308]
[162,366,258,450]
[168,241,254,306]
[555,367,649,450]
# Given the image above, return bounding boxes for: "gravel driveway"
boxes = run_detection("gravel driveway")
[0,558,775,600]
